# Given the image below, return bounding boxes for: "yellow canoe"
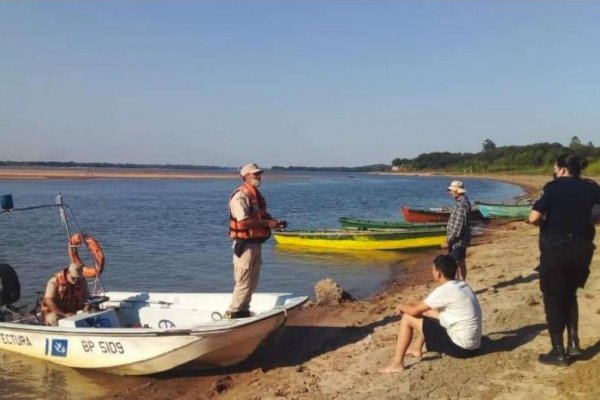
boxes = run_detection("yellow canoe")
[273,228,446,251]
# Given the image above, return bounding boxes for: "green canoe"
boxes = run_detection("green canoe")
[474,201,532,219]
[338,216,447,231]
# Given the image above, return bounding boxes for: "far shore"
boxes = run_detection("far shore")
[0,166,240,180]
[2,166,597,186]
[377,170,598,193]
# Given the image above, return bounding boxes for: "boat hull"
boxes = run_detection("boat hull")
[0,324,206,375]
[338,217,446,230]
[401,206,482,223]
[273,229,446,250]
[0,292,307,375]
[475,202,531,219]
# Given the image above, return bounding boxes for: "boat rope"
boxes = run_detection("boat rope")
[472,227,537,235]
[472,227,518,233]
[274,306,288,322]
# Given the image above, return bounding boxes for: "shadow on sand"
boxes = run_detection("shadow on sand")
[161,319,592,379]
[159,313,401,378]
[475,271,539,295]
[482,327,600,365]
[479,323,546,355]
[572,339,600,363]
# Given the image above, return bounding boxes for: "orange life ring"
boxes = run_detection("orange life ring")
[68,233,105,278]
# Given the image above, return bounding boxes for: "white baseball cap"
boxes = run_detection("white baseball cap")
[240,163,263,177]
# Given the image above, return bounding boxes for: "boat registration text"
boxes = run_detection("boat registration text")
[0,333,33,347]
[81,340,125,354]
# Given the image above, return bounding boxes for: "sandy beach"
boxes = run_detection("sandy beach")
[0,166,240,180]
[88,173,597,400]
[2,168,598,399]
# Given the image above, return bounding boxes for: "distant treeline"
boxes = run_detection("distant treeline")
[271,164,391,172]
[4,137,600,175]
[1,160,391,172]
[392,138,600,174]
[0,161,230,170]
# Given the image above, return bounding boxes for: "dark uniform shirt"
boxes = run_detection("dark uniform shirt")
[532,177,600,242]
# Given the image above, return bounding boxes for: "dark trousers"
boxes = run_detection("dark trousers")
[539,241,594,335]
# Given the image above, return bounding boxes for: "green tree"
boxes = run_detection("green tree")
[482,139,496,152]
[392,158,410,167]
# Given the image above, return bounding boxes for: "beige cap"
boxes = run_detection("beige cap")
[68,262,82,278]
[240,163,263,177]
[447,180,466,193]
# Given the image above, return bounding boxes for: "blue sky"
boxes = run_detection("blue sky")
[1,2,599,167]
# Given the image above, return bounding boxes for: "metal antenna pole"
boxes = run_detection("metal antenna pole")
[55,193,73,240]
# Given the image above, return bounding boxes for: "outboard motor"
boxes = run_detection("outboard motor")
[0,263,20,307]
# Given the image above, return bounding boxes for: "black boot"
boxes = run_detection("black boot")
[567,302,582,357]
[538,334,570,367]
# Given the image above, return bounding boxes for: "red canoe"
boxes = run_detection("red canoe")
[401,206,483,223]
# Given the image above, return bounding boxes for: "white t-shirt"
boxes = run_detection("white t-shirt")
[424,280,482,350]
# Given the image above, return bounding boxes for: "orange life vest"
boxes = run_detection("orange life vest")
[42,269,87,315]
[229,183,272,242]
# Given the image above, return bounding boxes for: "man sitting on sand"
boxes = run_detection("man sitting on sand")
[380,254,482,373]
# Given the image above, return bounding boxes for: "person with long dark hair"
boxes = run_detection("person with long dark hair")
[528,152,600,366]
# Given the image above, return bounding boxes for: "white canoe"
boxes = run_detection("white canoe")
[0,292,307,375]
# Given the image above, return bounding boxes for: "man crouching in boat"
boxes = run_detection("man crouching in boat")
[42,263,91,326]
[226,163,287,319]
[380,255,482,373]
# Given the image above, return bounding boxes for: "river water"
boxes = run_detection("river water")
[0,171,523,399]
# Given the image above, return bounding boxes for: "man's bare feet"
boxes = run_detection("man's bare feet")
[379,363,405,374]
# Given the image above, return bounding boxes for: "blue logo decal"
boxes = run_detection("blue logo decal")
[51,339,68,357]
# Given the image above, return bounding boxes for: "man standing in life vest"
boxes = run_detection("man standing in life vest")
[43,262,91,326]
[227,163,287,319]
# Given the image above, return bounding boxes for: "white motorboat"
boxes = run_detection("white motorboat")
[0,287,307,375]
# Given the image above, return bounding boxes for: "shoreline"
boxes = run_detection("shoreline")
[101,173,600,399]
[1,165,593,182]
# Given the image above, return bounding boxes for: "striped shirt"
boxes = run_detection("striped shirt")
[447,195,471,248]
